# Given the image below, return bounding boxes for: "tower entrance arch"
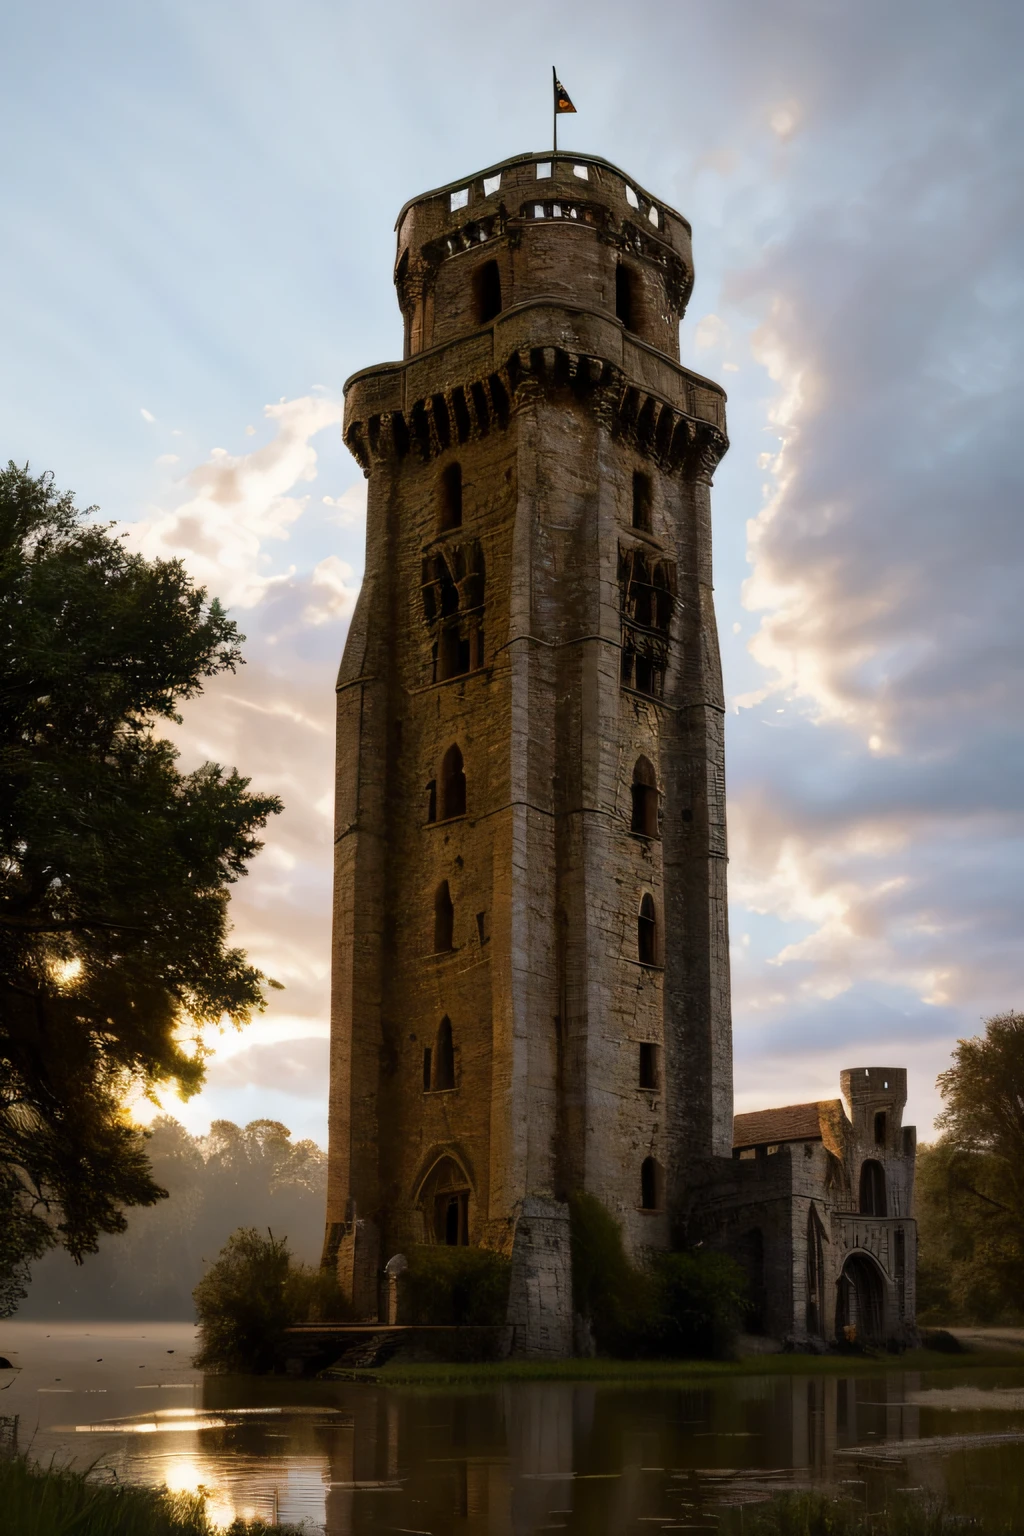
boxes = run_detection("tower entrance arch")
[836,1251,886,1346]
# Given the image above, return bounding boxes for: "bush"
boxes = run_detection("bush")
[568,1192,747,1360]
[643,1250,749,1359]
[403,1245,511,1326]
[193,1226,346,1373]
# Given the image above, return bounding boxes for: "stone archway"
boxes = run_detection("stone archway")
[415,1152,473,1246]
[835,1251,886,1346]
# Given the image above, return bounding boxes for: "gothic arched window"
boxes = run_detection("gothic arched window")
[631,756,658,837]
[859,1159,887,1217]
[638,893,658,966]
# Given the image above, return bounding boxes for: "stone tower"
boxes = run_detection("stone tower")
[323,152,731,1347]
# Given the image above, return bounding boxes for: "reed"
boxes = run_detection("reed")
[0,1454,303,1536]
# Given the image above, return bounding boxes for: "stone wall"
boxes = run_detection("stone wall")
[325,152,730,1334]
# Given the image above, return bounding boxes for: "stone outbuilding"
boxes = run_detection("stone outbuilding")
[690,1067,917,1348]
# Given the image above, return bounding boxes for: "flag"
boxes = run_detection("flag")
[554,74,576,115]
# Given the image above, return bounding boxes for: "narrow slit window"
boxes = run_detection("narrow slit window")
[426,779,437,823]
[422,1048,432,1092]
[632,471,652,532]
[874,1111,887,1147]
[434,880,454,953]
[440,744,466,819]
[434,1016,455,1091]
[439,462,462,531]
[639,1042,659,1090]
[638,893,658,965]
[474,260,502,323]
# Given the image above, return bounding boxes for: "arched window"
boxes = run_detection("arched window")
[632,470,652,532]
[434,881,454,952]
[439,462,462,532]
[640,1156,662,1210]
[616,262,635,330]
[440,744,466,819]
[859,1159,887,1217]
[631,756,658,837]
[637,893,658,966]
[433,1015,455,1091]
[474,259,502,323]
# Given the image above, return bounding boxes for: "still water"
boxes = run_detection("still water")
[2,1323,1023,1533]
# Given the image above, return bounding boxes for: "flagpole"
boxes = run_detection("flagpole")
[552,64,557,154]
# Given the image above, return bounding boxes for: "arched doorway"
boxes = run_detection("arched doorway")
[417,1154,471,1246]
[835,1251,886,1346]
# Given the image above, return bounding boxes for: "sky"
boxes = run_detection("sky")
[3,0,1022,1144]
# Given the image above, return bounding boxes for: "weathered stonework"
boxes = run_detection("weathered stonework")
[693,1067,918,1347]
[323,151,917,1353]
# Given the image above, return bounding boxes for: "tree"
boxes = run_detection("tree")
[917,1013,1024,1323]
[0,463,282,1314]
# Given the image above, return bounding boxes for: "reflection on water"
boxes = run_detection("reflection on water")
[1,1324,1023,1533]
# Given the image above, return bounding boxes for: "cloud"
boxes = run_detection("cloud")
[722,50,1024,1125]
[119,394,361,1142]
[140,408,155,423]
[130,394,343,609]
[155,453,180,466]
[321,481,367,527]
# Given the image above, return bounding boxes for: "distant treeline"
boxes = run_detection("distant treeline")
[17,1118,326,1320]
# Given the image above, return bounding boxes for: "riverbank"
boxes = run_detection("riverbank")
[3,1456,1022,1536]
[358,1341,1024,1386]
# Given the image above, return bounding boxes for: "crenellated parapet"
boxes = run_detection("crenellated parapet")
[344,338,727,482]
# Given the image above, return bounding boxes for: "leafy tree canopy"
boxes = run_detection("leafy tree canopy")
[0,463,282,1314]
[917,1012,1024,1324]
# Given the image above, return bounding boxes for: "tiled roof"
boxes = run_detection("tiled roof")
[733,1101,825,1149]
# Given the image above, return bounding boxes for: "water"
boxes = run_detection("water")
[2,1323,1023,1533]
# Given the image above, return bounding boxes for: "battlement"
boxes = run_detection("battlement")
[840,1067,908,1109]
[393,152,695,364]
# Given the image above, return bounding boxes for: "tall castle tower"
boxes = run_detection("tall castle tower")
[324,152,732,1346]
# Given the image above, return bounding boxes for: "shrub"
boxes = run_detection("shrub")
[193,1226,347,1373]
[403,1245,511,1325]
[568,1192,747,1360]
[643,1250,749,1359]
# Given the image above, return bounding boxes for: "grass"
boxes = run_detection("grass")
[0,1454,305,1536]
[745,1490,1024,1535]
[356,1343,1024,1386]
